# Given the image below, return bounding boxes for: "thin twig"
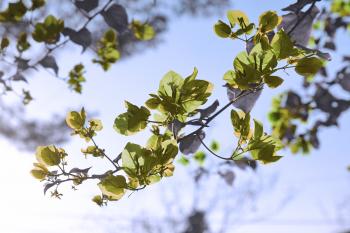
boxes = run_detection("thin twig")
[197,135,232,160]
[179,85,263,143]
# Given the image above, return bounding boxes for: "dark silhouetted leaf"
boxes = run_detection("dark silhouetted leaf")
[101,4,128,33]
[226,86,262,113]
[12,73,27,82]
[39,55,59,75]
[69,167,91,175]
[339,73,350,92]
[15,57,30,71]
[324,41,336,50]
[75,0,99,13]
[282,0,317,13]
[179,131,205,155]
[44,182,57,195]
[218,170,235,186]
[197,100,219,119]
[279,6,319,46]
[167,119,185,138]
[64,27,92,52]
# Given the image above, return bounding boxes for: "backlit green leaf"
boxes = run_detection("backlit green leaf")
[227,10,249,28]
[35,145,61,166]
[214,20,231,38]
[98,175,127,201]
[264,75,284,88]
[259,11,281,32]
[295,57,323,76]
[113,102,150,135]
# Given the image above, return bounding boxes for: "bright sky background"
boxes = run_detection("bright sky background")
[0,0,349,233]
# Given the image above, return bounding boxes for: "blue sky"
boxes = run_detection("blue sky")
[0,0,349,232]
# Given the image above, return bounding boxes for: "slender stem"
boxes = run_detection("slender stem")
[90,137,120,170]
[197,135,232,161]
[179,85,263,143]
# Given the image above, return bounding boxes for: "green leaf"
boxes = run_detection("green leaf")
[31,0,46,10]
[81,146,103,157]
[113,102,150,135]
[30,169,47,180]
[258,11,281,32]
[227,10,249,28]
[92,195,104,206]
[1,37,10,50]
[121,143,151,173]
[177,156,190,166]
[210,141,220,152]
[264,75,284,88]
[68,64,86,93]
[184,67,198,82]
[98,175,127,201]
[253,119,263,139]
[295,57,323,76]
[271,29,297,59]
[145,95,161,109]
[194,151,206,165]
[0,1,27,22]
[66,109,86,130]
[158,71,184,97]
[231,109,241,131]
[35,145,61,166]
[89,119,103,131]
[180,79,213,113]
[32,15,64,44]
[214,20,231,38]
[223,70,237,86]
[131,20,155,41]
[30,163,49,180]
[93,29,120,71]
[253,145,282,164]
